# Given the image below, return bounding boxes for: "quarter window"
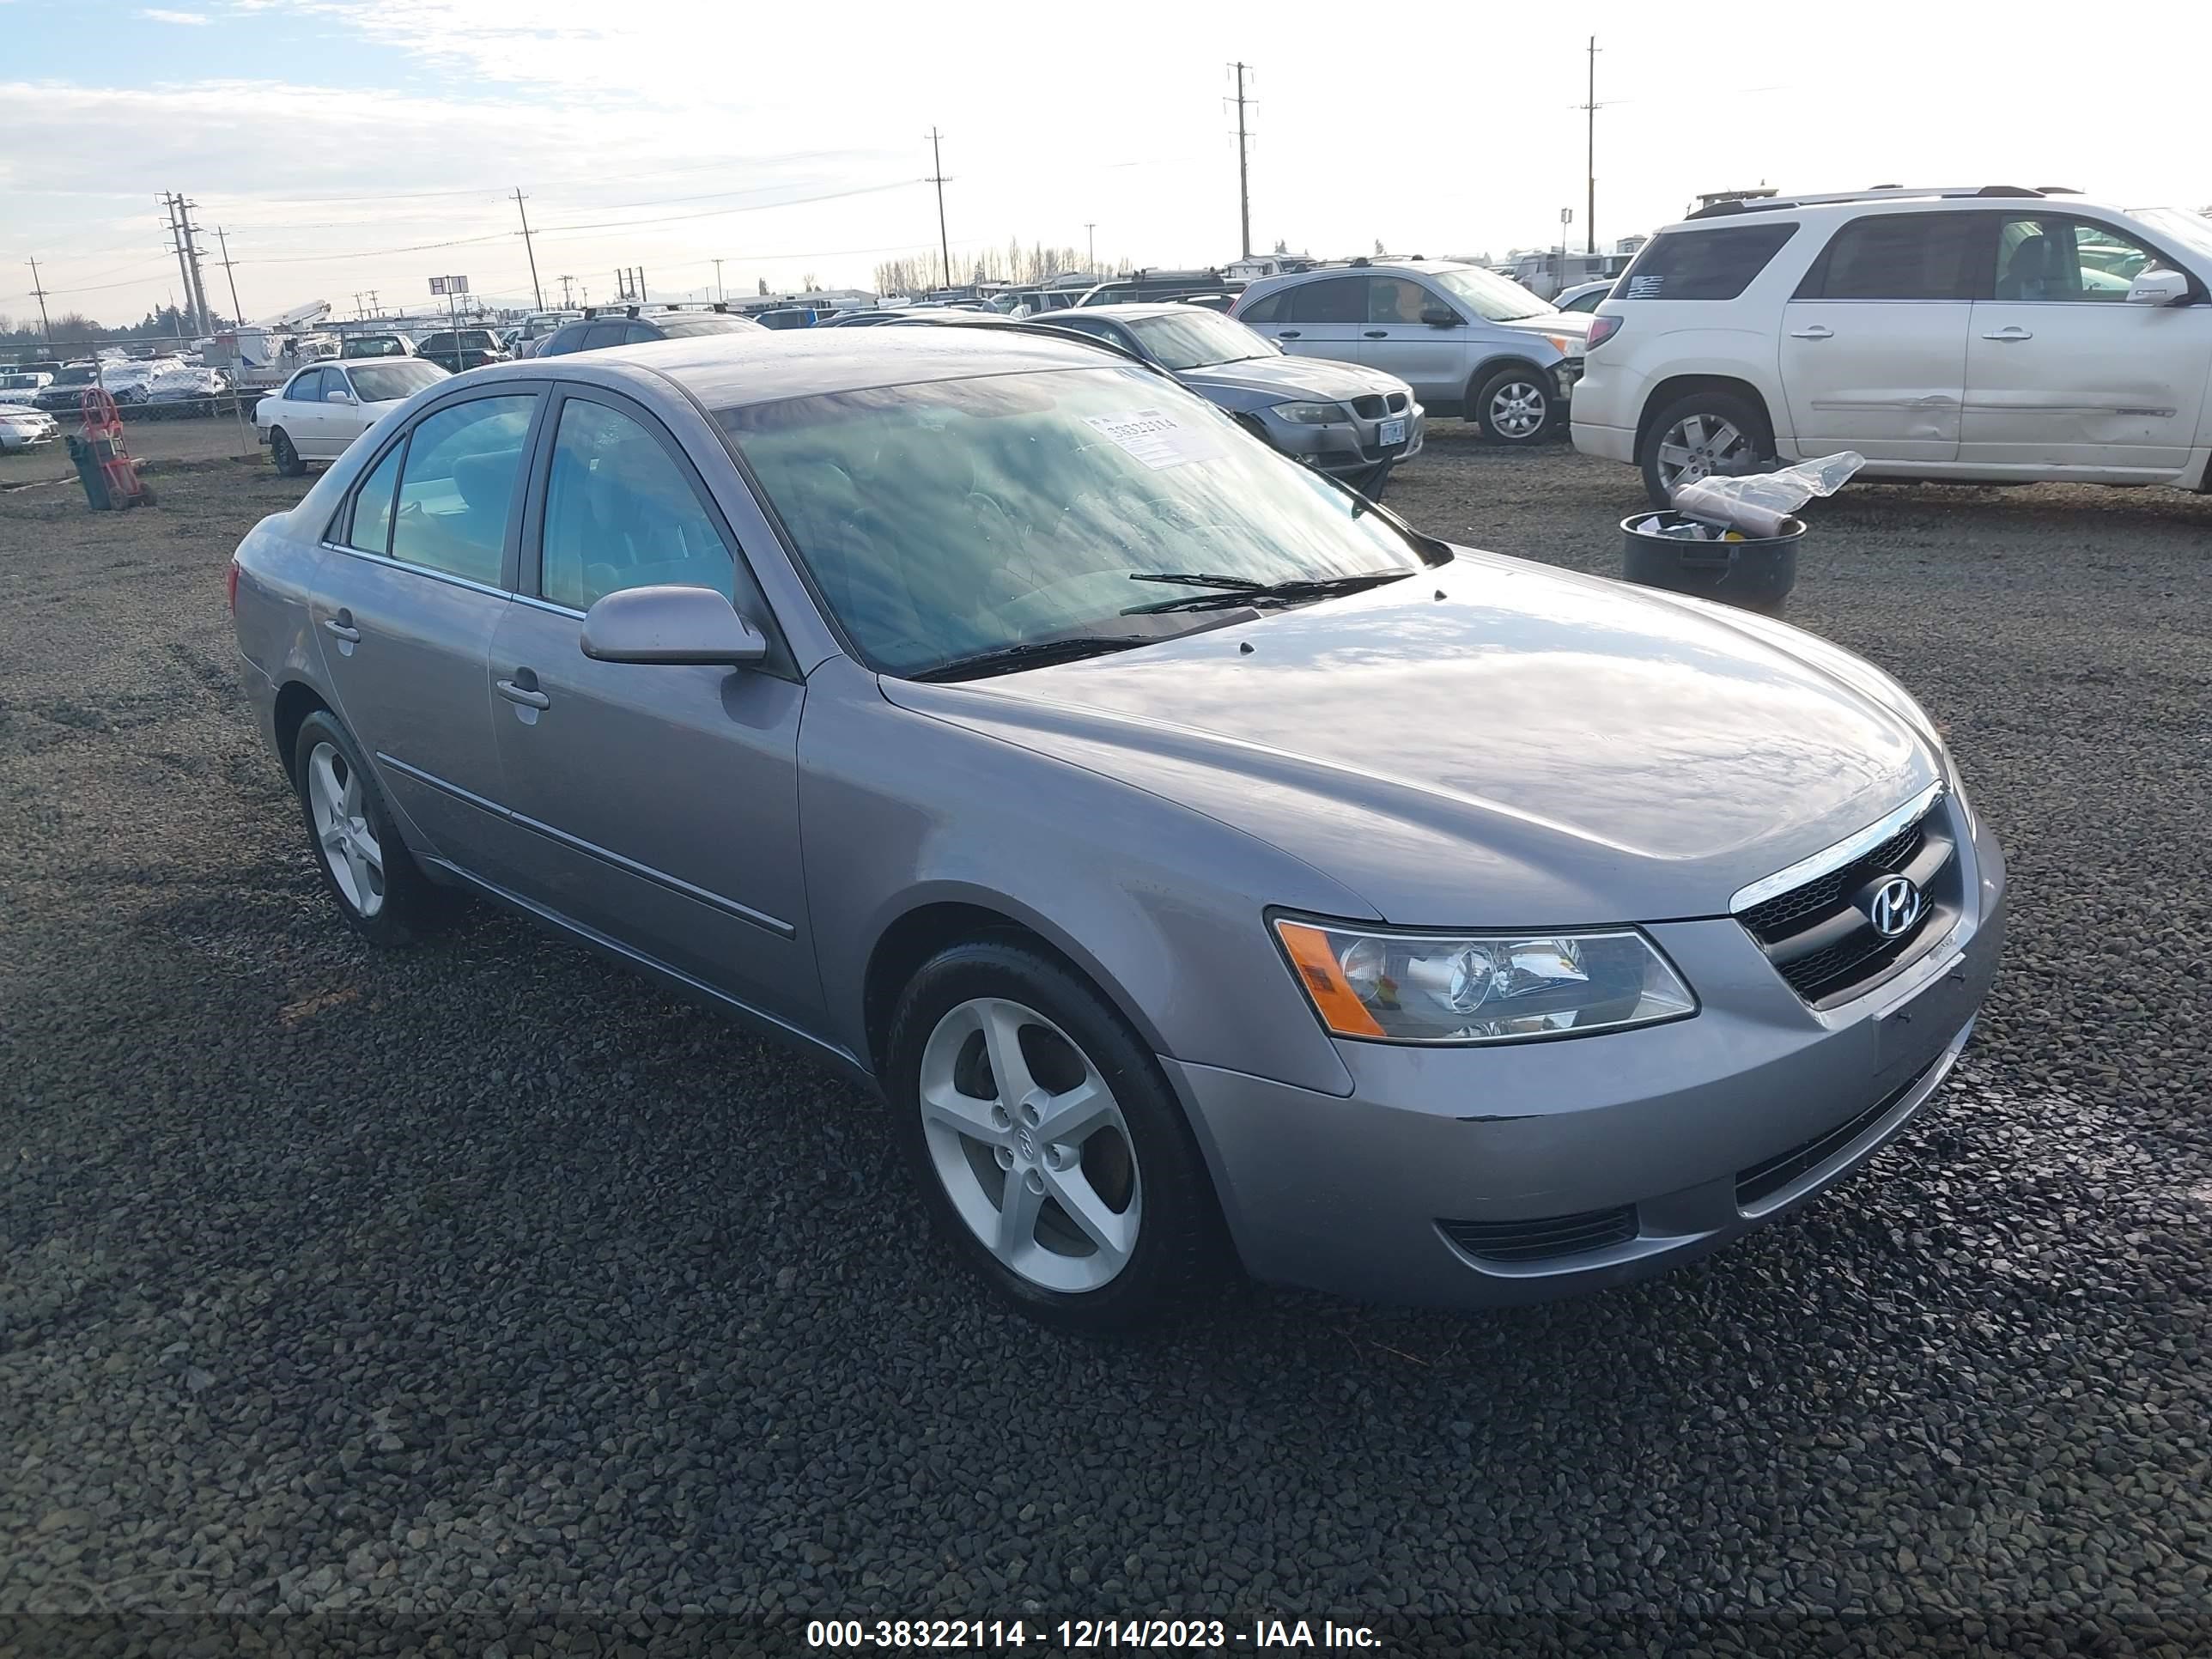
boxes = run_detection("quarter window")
[346,441,404,556]
[1799,213,1981,301]
[1282,277,1367,325]
[1616,224,1799,301]
[1995,217,2163,302]
[538,398,735,612]
[387,396,535,586]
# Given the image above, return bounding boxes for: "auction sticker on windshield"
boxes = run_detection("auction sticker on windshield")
[1084,408,1224,471]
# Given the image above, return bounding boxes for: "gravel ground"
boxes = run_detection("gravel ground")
[3,437,2209,1656]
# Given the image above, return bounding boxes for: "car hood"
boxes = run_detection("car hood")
[879,551,1941,925]
[1176,354,1408,403]
[1493,311,1594,349]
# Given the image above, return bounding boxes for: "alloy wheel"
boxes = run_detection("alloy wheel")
[1487,380,1549,441]
[1655,413,1753,493]
[916,996,1141,1293]
[306,740,385,919]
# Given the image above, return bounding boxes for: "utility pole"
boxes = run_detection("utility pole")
[558,274,574,308]
[214,226,243,325]
[636,266,647,304]
[177,196,213,334]
[27,255,52,343]
[1085,222,1096,272]
[513,187,544,312]
[1582,36,1600,255]
[926,129,952,289]
[162,195,198,334]
[713,258,724,302]
[1229,63,1254,259]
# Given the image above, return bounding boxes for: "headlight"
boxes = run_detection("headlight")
[1273,919,1695,1044]
[1271,401,1345,424]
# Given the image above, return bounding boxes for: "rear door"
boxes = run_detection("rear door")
[1249,276,1367,368]
[307,387,544,875]
[1353,274,1468,405]
[1778,210,1977,463]
[487,386,817,1024]
[1961,213,2212,477]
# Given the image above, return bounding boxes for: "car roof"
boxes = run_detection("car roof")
[470,325,1130,410]
[1660,186,2131,230]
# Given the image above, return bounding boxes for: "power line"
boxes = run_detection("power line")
[927,129,951,289]
[513,187,544,312]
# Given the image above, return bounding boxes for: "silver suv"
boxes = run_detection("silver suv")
[1231,259,1592,445]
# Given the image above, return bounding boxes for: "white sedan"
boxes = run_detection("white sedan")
[0,405,59,451]
[256,358,449,476]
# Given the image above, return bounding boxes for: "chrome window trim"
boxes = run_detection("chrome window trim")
[319,540,510,603]
[514,592,585,619]
[1729,779,1947,916]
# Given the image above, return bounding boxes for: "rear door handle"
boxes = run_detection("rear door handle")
[496,678,550,710]
[1362,330,1388,339]
[321,612,360,643]
[1981,325,2033,342]
[1276,330,1301,339]
[1788,325,1834,340]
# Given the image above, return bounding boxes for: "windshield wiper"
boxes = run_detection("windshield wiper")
[1121,569,1417,616]
[906,635,1152,684]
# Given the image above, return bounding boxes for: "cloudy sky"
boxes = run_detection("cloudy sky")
[5,0,2210,328]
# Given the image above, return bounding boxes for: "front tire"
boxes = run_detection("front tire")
[1638,389,1774,507]
[884,939,1220,1333]
[1471,364,1559,445]
[269,427,306,477]
[290,710,450,946]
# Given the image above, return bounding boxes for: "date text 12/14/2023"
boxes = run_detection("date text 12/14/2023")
[806,1618,1384,1649]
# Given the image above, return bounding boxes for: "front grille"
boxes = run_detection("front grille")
[1735,1058,1937,1210]
[1439,1205,1638,1264]
[1737,800,1955,1006]
[1387,392,1408,414]
[1351,394,1387,419]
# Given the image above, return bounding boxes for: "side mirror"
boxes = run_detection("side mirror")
[325,389,356,404]
[2126,268,2191,307]
[580,584,768,666]
[1419,307,1460,328]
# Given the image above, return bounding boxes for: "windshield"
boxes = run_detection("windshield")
[1124,311,1275,370]
[659,314,761,337]
[2135,208,2212,270]
[1427,265,1555,322]
[349,360,449,402]
[720,367,1427,678]
[56,367,98,386]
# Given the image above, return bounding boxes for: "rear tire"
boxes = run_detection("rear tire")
[884,939,1221,1334]
[270,428,306,477]
[1471,364,1559,445]
[290,710,453,946]
[1638,389,1774,507]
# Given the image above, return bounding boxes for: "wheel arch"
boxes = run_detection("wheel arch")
[1465,354,1553,409]
[1634,374,1778,464]
[272,678,332,783]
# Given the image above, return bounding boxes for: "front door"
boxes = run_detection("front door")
[307,391,540,870]
[287,368,340,458]
[1961,213,2212,477]
[1353,275,1469,407]
[1777,210,1976,463]
[488,388,818,1026]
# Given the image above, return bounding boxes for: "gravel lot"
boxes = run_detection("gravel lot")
[3,436,2209,1656]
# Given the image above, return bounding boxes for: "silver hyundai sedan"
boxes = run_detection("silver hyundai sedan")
[228,327,2005,1332]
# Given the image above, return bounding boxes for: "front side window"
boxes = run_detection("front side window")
[1367,277,1443,325]
[1802,213,1981,301]
[288,368,327,402]
[1617,224,1800,301]
[1283,277,1366,325]
[720,367,1429,678]
[387,396,536,586]
[1995,217,2163,302]
[538,398,734,612]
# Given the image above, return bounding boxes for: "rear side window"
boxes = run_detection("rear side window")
[387,395,536,586]
[1796,213,1983,301]
[1238,289,1285,325]
[1618,224,1799,301]
[1283,277,1366,325]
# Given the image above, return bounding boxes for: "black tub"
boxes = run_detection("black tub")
[1620,511,1804,617]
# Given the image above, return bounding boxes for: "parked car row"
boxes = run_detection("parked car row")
[0,404,59,450]
[228,323,2006,1331]
[255,357,452,476]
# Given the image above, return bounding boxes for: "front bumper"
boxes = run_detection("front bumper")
[1164,797,2006,1310]
[1263,401,1426,477]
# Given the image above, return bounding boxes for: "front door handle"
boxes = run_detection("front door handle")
[1788,325,1834,340]
[1276,330,1301,339]
[496,677,550,710]
[1362,330,1389,339]
[322,611,360,643]
[1981,325,2033,342]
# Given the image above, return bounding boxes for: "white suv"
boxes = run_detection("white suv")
[1571,186,2212,505]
